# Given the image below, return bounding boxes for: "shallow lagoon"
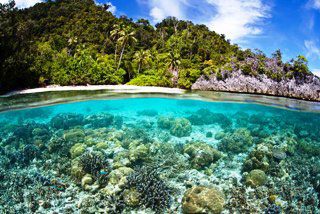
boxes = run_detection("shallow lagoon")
[0,90,320,213]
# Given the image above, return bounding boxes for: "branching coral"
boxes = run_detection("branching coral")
[126,167,172,213]
[79,151,109,179]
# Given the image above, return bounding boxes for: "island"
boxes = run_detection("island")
[1,0,319,101]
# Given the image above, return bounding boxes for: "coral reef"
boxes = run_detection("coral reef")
[182,186,225,214]
[50,113,84,130]
[126,167,172,213]
[1,98,320,214]
[170,118,192,137]
[183,141,221,169]
[245,169,267,187]
[187,108,232,128]
[84,113,115,128]
[218,128,253,153]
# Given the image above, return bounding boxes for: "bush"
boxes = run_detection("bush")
[127,69,173,87]
[241,64,256,76]
[178,68,201,89]
[291,55,311,78]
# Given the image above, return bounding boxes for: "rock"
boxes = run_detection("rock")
[182,186,225,214]
[246,169,267,187]
[192,70,320,102]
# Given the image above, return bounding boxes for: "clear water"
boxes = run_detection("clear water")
[1,96,320,213]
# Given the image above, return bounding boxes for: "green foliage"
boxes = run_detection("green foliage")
[178,69,201,89]
[0,0,314,93]
[241,64,255,76]
[127,69,173,87]
[216,70,223,80]
[291,55,311,78]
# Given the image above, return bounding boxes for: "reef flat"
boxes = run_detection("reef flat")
[0,98,319,214]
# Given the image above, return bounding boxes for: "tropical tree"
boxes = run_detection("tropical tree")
[133,49,151,74]
[116,26,137,71]
[166,52,181,72]
[110,23,125,62]
[165,52,181,85]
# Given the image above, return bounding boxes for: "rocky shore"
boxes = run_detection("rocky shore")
[192,70,320,101]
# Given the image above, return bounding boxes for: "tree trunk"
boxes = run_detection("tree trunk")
[114,43,118,62]
[138,62,141,74]
[117,44,126,71]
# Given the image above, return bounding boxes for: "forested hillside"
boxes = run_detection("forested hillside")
[0,0,314,94]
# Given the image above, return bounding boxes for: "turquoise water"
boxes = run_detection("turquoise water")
[0,97,320,213]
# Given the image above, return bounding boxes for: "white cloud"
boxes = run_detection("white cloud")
[0,0,42,8]
[305,40,320,58]
[312,69,320,77]
[139,0,188,23]
[139,0,270,41]
[313,0,320,9]
[106,2,116,14]
[205,0,270,40]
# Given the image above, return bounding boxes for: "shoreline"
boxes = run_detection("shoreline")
[1,85,186,97]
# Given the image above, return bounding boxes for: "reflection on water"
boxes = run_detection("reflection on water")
[0,94,319,213]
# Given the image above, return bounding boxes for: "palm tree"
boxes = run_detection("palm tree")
[166,52,181,86]
[110,23,125,63]
[116,26,137,71]
[133,49,151,74]
[166,52,181,72]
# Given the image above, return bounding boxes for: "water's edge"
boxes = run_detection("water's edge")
[1,86,320,113]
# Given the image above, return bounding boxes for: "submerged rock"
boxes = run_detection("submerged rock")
[182,186,225,214]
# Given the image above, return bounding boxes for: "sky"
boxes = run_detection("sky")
[1,0,320,76]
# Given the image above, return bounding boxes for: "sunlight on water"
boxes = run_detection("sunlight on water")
[0,97,320,213]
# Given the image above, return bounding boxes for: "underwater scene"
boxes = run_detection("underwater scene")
[1,97,320,214]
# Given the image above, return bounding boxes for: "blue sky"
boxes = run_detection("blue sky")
[2,0,319,75]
